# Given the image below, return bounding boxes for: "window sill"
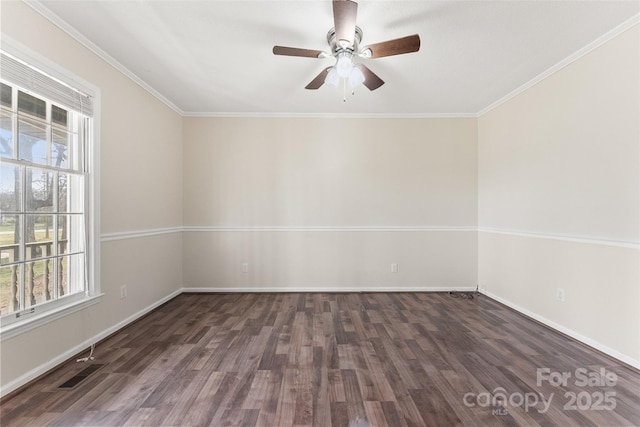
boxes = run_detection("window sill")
[0,294,104,341]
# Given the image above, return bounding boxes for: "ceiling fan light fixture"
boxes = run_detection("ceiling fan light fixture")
[338,39,351,49]
[272,1,420,95]
[348,66,365,88]
[325,67,340,87]
[335,52,353,78]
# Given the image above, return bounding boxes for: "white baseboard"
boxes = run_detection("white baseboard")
[180,286,478,293]
[480,289,640,370]
[0,288,182,398]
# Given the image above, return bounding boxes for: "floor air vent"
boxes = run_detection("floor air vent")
[58,364,105,389]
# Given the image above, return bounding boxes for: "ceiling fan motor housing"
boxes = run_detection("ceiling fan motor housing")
[327,26,363,57]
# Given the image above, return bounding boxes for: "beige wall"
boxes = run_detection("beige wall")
[182,117,478,289]
[478,25,640,365]
[184,118,478,227]
[183,231,476,290]
[1,1,183,392]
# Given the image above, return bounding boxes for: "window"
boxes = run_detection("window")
[0,47,100,334]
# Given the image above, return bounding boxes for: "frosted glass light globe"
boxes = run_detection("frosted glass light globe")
[336,55,353,78]
[348,66,365,88]
[325,68,340,87]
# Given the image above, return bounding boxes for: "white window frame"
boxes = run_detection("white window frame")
[0,36,102,340]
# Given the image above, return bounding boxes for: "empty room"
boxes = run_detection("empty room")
[0,0,639,426]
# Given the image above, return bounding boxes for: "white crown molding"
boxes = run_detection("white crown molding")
[477,14,640,117]
[478,227,640,249]
[480,289,640,370]
[182,112,479,119]
[182,225,477,233]
[24,0,184,116]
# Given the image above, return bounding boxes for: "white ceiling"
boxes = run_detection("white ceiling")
[32,0,639,116]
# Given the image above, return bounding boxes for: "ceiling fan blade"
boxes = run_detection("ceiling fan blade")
[361,34,421,58]
[333,0,358,49]
[273,46,325,58]
[305,67,333,90]
[357,64,385,91]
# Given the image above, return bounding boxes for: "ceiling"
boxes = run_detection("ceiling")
[32,0,639,116]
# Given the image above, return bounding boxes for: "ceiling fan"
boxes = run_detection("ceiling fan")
[272,0,420,93]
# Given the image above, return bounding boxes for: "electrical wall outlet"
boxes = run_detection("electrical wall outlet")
[120,284,127,299]
[242,263,249,273]
[556,288,565,302]
[391,263,398,273]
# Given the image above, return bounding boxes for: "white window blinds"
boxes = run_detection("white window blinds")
[1,51,93,117]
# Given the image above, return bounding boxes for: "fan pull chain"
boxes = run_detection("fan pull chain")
[343,78,346,102]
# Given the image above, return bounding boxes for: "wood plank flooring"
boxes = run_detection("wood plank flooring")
[1,292,639,426]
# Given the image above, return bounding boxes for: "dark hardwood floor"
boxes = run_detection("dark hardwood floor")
[1,292,639,426]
